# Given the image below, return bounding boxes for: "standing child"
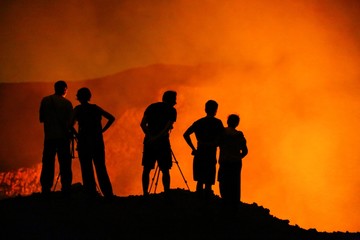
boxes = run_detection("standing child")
[218,114,248,208]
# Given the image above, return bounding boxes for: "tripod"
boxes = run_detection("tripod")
[148,148,190,194]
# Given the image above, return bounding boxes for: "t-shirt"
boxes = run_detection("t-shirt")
[219,127,247,164]
[74,104,104,140]
[188,116,224,148]
[143,102,177,139]
[39,94,73,140]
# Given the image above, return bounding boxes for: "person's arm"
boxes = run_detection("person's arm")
[240,133,248,158]
[66,101,75,138]
[148,120,174,143]
[69,107,78,138]
[241,144,248,158]
[99,107,115,133]
[183,126,197,155]
[39,98,45,123]
[156,120,173,138]
[140,114,149,135]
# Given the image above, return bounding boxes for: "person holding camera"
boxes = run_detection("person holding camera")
[140,91,177,196]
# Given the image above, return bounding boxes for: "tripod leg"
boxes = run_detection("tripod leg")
[154,167,160,194]
[149,164,159,194]
[53,172,60,192]
[171,149,190,191]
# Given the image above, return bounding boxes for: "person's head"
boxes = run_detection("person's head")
[227,114,240,128]
[76,87,92,103]
[205,100,218,116]
[54,80,68,96]
[162,90,177,106]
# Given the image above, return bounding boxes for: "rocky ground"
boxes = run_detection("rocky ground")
[0,186,358,240]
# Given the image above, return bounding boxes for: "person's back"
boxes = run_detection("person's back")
[219,127,246,164]
[192,116,223,148]
[40,93,73,140]
[74,103,104,141]
[143,101,176,141]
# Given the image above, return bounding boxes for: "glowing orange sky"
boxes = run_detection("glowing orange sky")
[1,0,359,233]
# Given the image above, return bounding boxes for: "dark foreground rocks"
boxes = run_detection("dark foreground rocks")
[0,187,358,240]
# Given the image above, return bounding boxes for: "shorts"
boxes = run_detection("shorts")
[193,146,217,184]
[142,139,172,170]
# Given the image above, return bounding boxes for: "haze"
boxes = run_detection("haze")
[0,0,359,233]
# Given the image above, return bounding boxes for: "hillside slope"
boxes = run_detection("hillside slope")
[0,187,358,240]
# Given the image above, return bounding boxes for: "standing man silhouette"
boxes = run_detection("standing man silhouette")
[39,80,73,195]
[72,87,115,198]
[183,100,224,197]
[141,91,177,196]
[218,114,248,208]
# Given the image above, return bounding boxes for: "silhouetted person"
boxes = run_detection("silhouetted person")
[218,114,248,208]
[39,80,73,194]
[141,91,177,196]
[183,100,224,197]
[72,87,115,198]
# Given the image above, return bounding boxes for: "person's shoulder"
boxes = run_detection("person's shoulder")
[194,116,206,124]
[92,104,105,111]
[41,94,52,102]
[236,130,246,139]
[146,102,160,110]
[207,116,223,125]
[62,97,73,107]
[64,97,72,104]
[74,104,81,110]
[215,117,223,123]
[53,94,71,104]
[151,101,162,106]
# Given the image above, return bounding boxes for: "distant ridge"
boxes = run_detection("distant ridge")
[0,63,220,170]
[0,187,358,240]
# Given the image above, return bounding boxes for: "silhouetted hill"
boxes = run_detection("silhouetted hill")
[0,187,358,240]
[0,63,217,171]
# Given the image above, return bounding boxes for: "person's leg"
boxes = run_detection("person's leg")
[78,144,97,196]
[234,162,242,203]
[218,163,231,206]
[204,158,216,196]
[142,142,156,196]
[205,183,212,193]
[161,168,170,193]
[142,167,151,196]
[158,140,172,194]
[40,139,57,193]
[57,139,73,193]
[196,182,204,193]
[93,144,113,197]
